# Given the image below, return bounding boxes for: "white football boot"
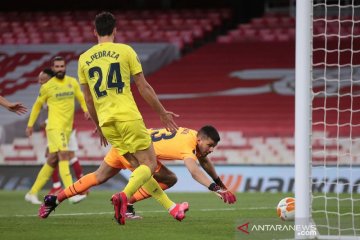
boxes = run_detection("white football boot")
[68,194,87,204]
[25,192,42,204]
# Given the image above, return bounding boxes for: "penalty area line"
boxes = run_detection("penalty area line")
[3,206,273,218]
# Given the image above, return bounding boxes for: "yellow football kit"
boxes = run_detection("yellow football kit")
[104,127,198,170]
[78,42,143,125]
[78,42,150,154]
[28,76,88,153]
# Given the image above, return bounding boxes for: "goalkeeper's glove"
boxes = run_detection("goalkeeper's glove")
[208,183,237,204]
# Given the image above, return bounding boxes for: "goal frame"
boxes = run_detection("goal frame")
[295,1,359,239]
[294,0,313,239]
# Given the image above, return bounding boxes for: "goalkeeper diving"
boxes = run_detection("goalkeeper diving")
[39,125,236,219]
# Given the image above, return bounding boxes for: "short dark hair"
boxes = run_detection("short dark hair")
[198,125,220,143]
[43,68,54,77]
[95,11,116,36]
[51,56,65,66]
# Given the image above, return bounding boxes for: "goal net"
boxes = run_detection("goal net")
[296,0,360,239]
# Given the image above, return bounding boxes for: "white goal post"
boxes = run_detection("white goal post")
[295,0,312,238]
[295,0,360,239]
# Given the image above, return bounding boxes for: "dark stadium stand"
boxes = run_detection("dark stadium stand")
[217,14,295,43]
[217,14,360,43]
[0,9,231,49]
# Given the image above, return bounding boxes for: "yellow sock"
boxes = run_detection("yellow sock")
[123,165,151,199]
[58,160,73,188]
[129,182,169,204]
[29,163,54,194]
[142,177,174,210]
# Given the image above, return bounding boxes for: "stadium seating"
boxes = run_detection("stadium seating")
[2,130,359,165]
[217,14,296,43]
[217,14,360,43]
[0,9,231,49]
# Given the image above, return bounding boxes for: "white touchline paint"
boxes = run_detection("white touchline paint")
[0,206,274,218]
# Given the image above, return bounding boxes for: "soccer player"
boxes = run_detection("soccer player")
[37,69,85,196]
[0,95,27,115]
[39,126,236,220]
[25,57,90,204]
[125,126,236,217]
[39,11,184,225]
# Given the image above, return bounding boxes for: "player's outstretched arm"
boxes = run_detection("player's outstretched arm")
[184,158,236,204]
[0,95,27,115]
[81,84,108,147]
[199,157,227,189]
[183,157,213,187]
[133,72,179,132]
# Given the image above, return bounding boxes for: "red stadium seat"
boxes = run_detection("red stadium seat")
[0,9,230,47]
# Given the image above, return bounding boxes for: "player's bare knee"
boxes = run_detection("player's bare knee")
[46,153,58,167]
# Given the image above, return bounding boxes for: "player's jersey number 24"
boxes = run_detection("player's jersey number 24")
[89,62,124,98]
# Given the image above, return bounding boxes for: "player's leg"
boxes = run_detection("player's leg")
[55,130,84,204]
[121,143,157,198]
[104,120,155,224]
[57,150,72,190]
[129,162,177,204]
[124,161,186,221]
[140,176,188,221]
[45,145,62,195]
[58,150,86,204]
[48,165,62,195]
[68,130,83,180]
[25,152,57,204]
[39,161,120,218]
[69,151,83,180]
[59,161,120,202]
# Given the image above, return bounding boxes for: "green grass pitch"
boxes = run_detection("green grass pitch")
[0,191,357,240]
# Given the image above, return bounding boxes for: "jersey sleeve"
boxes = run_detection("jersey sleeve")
[78,56,87,85]
[127,46,143,75]
[73,78,88,112]
[27,86,47,127]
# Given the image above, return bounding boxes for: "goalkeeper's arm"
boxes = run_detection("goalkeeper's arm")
[198,156,227,189]
[183,158,236,204]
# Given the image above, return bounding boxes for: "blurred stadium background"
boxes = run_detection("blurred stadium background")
[1,0,357,199]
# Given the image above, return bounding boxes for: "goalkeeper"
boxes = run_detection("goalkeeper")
[39,125,236,219]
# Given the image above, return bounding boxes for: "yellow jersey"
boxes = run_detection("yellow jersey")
[28,76,88,131]
[150,127,198,161]
[78,42,143,126]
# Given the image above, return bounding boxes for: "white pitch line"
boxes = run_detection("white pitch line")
[0,206,274,218]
